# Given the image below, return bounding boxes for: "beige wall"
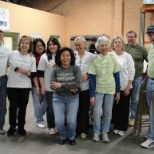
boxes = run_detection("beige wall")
[1,0,153,47]
[0,1,66,46]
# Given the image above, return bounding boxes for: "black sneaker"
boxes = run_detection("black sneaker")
[69,139,76,145]
[58,138,67,145]
[17,128,27,136]
[7,127,17,136]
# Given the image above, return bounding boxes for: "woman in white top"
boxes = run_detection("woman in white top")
[7,36,36,136]
[110,36,135,136]
[38,38,61,135]
[74,36,95,138]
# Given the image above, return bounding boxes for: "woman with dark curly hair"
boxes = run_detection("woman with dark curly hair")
[51,47,81,145]
[31,38,46,128]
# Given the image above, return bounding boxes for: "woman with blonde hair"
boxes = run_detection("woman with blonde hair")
[74,36,94,138]
[7,36,36,136]
[110,36,135,136]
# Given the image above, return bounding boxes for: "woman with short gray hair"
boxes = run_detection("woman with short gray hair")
[89,36,120,143]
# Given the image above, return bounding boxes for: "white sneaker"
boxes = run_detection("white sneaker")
[93,133,100,142]
[102,132,109,143]
[141,139,154,148]
[118,131,126,136]
[55,127,58,133]
[113,130,119,135]
[48,128,56,135]
[37,122,46,128]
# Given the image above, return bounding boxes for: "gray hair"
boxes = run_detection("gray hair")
[95,36,110,50]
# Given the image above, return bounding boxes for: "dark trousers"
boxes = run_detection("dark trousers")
[77,89,90,134]
[46,91,55,128]
[112,91,130,131]
[7,88,31,128]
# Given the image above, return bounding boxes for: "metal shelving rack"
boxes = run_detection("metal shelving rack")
[139,6,154,46]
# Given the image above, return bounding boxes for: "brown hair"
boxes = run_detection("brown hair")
[126,30,137,37]
[18,35,32,53]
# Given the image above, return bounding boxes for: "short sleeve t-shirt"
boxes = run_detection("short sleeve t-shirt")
[0,45,11,76]
[38,53,55,91]
[88,54,120,94]
[147,44,154,78]
[7,50,36,88]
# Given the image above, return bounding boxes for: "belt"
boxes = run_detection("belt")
[0,75,7,79]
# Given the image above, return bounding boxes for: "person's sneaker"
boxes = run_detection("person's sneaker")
[118,131,126,136]
[7,127,17,136]
[81,133,87,139]
[17,128,27,136]
[113,130,119,135]
[37,122,46,128]
[141,139,154,148]
[102,132,109,143]
[55,127,58,134]
[93,133,100,142]
[69,139,76,145]
[0,129,5,135]
[48,128,56,135]
[58,138,67,145]
[129,119,135,127]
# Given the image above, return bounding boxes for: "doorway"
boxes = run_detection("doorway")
[3,32,20,50]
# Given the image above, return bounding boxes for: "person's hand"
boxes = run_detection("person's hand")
[41,86,46,95]
[82,73,89,81]
[70,88,78,93]
[35,87,39,95]
[18,66,26,74]
[51,82,61,89]
[115,92,120,104]
[123,85,130,96]
[90,97,95,106]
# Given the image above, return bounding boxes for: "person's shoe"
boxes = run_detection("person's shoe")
[113,130,119,135]
[58,138,67,145]
[55,127,58,134]
[93,133,100,142]
[37,122,46,128]
[48,128,56,135]
[17,128,27,136]
[118,131,126,136]
[129,119,135,127]
[102,132,109,143]
[141,139,154,148]
[7,127,17,136]
[0,129,5,135]
[81,133,87,139]
[69,139,76,145]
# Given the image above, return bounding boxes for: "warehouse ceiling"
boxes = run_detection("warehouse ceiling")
[2,0,69,15]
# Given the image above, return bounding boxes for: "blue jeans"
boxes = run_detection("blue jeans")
[0,77,7,129]
[31,87,47,123]
[146,78,154,140]
[130,76,142,119]
[93,92,114,134]
[53,94,79,140]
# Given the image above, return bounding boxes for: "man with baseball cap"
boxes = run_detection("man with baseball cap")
[141,25,154,148]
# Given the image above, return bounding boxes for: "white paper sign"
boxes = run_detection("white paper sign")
[0,8,9,31]
[143,0,154,4]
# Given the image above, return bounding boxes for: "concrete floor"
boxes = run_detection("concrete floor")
[0,95,153,154]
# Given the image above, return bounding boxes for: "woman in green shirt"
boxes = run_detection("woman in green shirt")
[89,36,120,143]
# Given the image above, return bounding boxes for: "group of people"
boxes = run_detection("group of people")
[0,25,154,148]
